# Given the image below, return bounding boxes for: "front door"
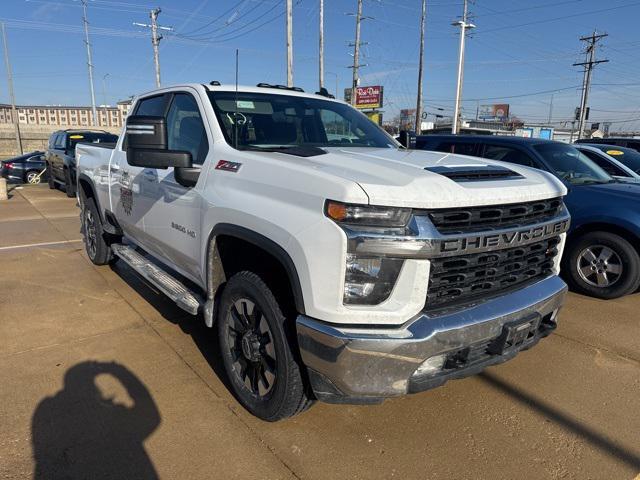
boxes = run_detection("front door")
[140,90,210,284]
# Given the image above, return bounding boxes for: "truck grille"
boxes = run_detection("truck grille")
[427,198,563,234]
[426,236,560,310]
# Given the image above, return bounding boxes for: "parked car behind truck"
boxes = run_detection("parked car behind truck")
[76,83,569,420]
[45,129,118,197]
[416,135,640,300]
[1,151,46,184]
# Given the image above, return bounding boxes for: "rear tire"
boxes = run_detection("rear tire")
[79,192,114,265]
[217,271,313,421]
[47,163,55,189]
[64,168,75,198]
[563,231,640,299]
[25,170,41,185]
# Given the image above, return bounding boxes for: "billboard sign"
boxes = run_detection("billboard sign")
[479,104,510,121]
[355,85,383,109]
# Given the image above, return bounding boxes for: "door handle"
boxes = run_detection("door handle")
[109,164,120,172]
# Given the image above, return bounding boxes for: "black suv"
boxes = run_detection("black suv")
[575,137,640,152]
[45,129,118,197]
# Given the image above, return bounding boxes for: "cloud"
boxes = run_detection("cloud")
[29,2,64,22]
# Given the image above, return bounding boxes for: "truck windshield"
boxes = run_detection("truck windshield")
[208,91,397,151]
[533,143,613,185]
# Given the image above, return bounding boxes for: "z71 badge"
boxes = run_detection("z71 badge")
[215,160,242,172]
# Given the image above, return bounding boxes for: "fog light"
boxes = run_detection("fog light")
[414,354,446,376]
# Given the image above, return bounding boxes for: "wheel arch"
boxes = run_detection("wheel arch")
[205,224,306,318]
[568,222,640,253]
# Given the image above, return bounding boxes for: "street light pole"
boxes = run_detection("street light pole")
[319,0,324,90]
[102,73,109,127]
[452,0,474,135]
[1,22,22,155]
[414,0,427,133]
[81,0,98,126]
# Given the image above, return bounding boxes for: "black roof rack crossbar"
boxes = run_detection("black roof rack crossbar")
[256,82,305,92]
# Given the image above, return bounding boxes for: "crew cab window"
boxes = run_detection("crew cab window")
[134,94,167,116]
[580,150,629,177]
[166,93,208,165]
[482,144,537,168]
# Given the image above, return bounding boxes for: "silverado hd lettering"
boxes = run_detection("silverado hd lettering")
[75,82,569,421]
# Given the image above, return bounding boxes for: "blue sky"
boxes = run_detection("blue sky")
[1,0,640,130]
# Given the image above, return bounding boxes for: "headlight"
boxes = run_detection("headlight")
[325,200,411,228]
[344,254,404,305]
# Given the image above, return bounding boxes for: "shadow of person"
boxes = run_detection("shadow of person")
[31,361,161,480]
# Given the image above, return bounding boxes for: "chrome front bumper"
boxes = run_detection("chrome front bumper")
[296,275,567,404]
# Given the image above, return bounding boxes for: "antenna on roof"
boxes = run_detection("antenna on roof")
[234,48,239,150]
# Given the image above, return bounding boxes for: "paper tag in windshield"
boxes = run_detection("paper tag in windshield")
[606,149,624,156]
[236,100,255,109]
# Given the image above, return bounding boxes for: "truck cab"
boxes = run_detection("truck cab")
[76,83,569,420]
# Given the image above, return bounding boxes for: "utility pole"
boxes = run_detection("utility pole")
[574,31,608,140]
[414,0,426,133]
[548,93,554,124]
[81,0,98,126]
[134,8,173,88]
[286,0,293,87]
[1,23,22,155]
[351,0,363,106]
[319,0,324,90]
[451,0,474,134]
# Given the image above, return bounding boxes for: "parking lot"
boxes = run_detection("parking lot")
[0,184,638,479]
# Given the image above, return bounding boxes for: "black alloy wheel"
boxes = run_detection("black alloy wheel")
[217,271,313,421]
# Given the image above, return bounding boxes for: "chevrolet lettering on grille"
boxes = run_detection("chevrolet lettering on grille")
[440,219,570,254]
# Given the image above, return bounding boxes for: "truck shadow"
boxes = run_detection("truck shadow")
[479,371,640,471]
[31,361,161,480]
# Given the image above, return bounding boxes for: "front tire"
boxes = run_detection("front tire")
[563,231,640,299]
[79,193,114,265]
[47,163,55,189]
[64,168,75,198]
[217,271,313,421]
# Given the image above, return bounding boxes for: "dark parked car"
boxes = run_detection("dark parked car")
[575,137,640,152]
[576,144,640,176]
[45,129,118,197]
[1,151,47,184]
[416,134,640,299]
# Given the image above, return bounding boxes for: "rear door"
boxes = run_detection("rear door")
[140,90,210,282]
[110,93,170,242]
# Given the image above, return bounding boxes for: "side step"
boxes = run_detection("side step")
[111,244,203,315]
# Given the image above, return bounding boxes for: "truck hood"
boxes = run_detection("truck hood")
[569,181,640,203]
[307,147,566,208]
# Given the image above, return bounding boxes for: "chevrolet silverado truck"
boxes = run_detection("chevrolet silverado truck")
[75,83,570,421]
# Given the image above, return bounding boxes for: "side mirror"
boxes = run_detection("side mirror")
[125,115,193,170]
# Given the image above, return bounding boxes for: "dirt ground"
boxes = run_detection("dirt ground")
[1,184,639,480]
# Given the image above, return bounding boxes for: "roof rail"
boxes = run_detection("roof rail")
[315,87,335,99]
[256,82,305,93]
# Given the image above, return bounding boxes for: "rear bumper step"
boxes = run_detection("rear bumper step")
[111,244,203,315]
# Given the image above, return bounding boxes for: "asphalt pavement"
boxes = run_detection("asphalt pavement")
[1,184,639,480]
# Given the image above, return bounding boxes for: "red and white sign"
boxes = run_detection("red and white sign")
[355,85,383,109]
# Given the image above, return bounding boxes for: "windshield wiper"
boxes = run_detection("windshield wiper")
[240,145,327,158]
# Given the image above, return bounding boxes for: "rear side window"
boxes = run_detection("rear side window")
[134,95,167,116]
[580,150,629,177]
[482,144,537,168]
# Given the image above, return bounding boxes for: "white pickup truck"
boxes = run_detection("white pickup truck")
[76,82,570,421]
